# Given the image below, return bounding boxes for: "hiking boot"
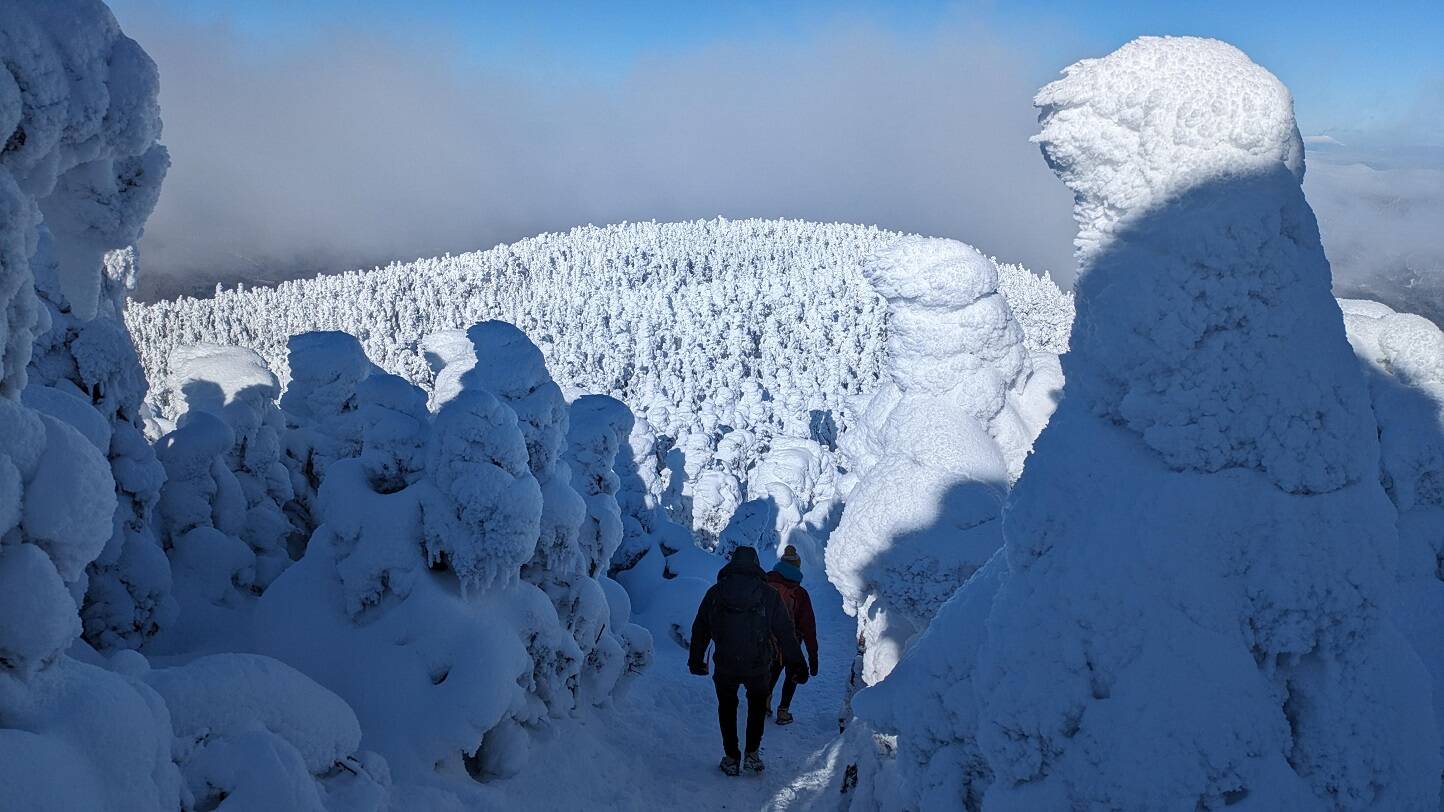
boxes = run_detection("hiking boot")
[744,751,765,774]
[719,755,741,777]
[775,707,794,726]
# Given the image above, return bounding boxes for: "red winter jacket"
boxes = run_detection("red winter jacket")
[766,570,819,667]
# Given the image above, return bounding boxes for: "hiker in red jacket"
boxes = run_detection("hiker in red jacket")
[765,545,819,725]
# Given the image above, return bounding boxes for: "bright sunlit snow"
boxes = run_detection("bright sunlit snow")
[2,3,1442,811]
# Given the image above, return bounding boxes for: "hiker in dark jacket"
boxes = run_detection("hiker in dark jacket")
[765,545,819,725]
[689,545,808,776]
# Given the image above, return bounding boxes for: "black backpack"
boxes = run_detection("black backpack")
[709,575,772,675]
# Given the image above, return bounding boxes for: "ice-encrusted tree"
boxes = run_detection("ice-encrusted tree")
[164,343,296,584]
[26,242,176,653]
[827,238,1059,712]
[257,375,543,792]
[1341,299,1444,781]
[125,216,1080,537]
[439,321,594,714]
[258,324,653,794]
[852,37,1439,810]
[566,394,655,697]
[279,330,376,538]
[0,3,183,808]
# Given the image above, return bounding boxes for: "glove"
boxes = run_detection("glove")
[689,660,708,676]
[809,656,819,678]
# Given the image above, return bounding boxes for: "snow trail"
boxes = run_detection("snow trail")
[483,562,854,810]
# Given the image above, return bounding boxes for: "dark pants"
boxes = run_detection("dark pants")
[769,660,798,709]
[713,671,769,759]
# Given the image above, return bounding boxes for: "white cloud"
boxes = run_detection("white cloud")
[116,10,1079,298]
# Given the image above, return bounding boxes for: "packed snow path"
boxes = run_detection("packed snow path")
[484,565,855,810]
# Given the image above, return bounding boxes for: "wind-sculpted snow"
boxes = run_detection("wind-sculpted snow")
[163,344,295,583]
[1341,299,1444,782]
[828,237,1052,719]
[851,36,1440,810]
[1036,36,1361,495]
[0,3,181,809]
[249,323,652,800]
[146,653,389,811]
[421,389,542,595]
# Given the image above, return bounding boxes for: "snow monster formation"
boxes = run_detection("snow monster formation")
[0,2,182,808]
[1341,299,1444,778]
[27,243,176,653]
[827,238,1060,716]
[849,36,1440,810]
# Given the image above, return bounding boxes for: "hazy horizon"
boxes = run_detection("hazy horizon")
[111,0,1443,307]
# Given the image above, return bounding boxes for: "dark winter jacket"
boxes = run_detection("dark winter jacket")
[766,568,818,668]
[689,547,806,678]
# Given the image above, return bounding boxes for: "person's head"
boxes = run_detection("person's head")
[730,546,760,567]
[772,546,803,583]
[780,546,802,567]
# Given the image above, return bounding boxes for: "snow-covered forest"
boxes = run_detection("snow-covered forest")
[3,1,1443,810]
[124,217,1075,545]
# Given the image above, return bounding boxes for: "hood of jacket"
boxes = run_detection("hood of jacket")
[718,545,765,582]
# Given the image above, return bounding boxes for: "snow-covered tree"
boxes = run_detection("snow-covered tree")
[164,343,295,585]
[150,409,254,652]
[142,653,390,811]
[27,241,176,653]
[124,217,1079,536]
[827,238,1058,721]
[1341,299,1444,784]
[279,330,376,538]
[566,394,655,698]
[256,377,539,795]
[850,36,1439,810]
[0,3,182,808]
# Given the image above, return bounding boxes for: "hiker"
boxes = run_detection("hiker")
[689,545,809,776]
[765,545,819,725]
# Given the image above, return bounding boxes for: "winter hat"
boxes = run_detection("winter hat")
[781,546,802,567]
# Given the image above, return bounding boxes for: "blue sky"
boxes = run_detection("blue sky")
[116,0,1442,144]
